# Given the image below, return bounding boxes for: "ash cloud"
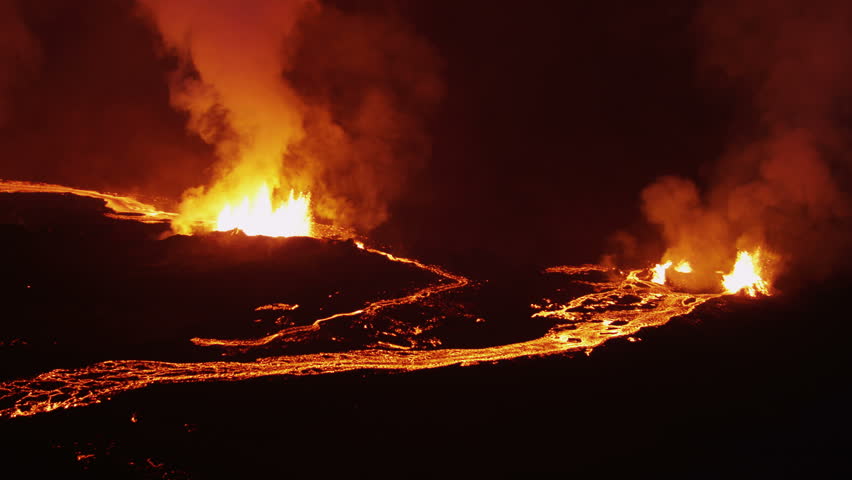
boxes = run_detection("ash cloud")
[640,0,852,285]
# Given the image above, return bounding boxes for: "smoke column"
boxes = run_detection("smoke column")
[640,0,852,287]
[137,0,312,234]
[280,4,444,230]
[137,0,442,233]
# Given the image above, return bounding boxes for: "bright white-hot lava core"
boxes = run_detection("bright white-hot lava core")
[722,249,771,296]
[674,261,692,273]
[651,261,672,284]
[215,184,312,237]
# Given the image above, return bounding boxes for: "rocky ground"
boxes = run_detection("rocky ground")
[0,192,849,478]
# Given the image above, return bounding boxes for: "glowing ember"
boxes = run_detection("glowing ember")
[722,249,771,296]
[674,261,692,273]
[215,184,312,237]
[651,261,672,284]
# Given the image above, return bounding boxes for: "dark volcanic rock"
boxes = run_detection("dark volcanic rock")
[1,191,849,478]
[0,193,437,379]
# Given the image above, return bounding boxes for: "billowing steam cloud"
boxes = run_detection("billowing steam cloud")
[137,0,442,233]
[281,6,444,229]
[640,0,852,287]
[0,0,40,127]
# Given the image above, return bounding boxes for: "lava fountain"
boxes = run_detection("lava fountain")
[723,249,771,296]
[215,183,312,237]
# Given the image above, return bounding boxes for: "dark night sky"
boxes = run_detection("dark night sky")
[0,0,739,269]
[384,0,734,268]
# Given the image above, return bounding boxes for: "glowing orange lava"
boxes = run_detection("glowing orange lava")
[722,249,771,296]
[648,249,771,295]
[215,184,312,237]
[0,180,175,222]
[0,262,716,419]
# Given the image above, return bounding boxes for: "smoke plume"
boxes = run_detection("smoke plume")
[281,5,444,229]
[640,0,852,287]
[137,0,442,233]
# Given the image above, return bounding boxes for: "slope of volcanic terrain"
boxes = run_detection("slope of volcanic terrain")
[0,189,849,477]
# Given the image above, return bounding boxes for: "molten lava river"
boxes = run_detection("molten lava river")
[0,181,770,419]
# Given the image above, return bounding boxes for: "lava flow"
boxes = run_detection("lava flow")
[189,241,470,349]
[0,261,717,419]
[0,184,756,419]
[0,180,175,223]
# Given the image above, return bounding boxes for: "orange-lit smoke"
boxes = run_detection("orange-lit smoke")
[137,0,442,235]
[137,0,312,235]
[640,0,852,288]
[280,6,444,230]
